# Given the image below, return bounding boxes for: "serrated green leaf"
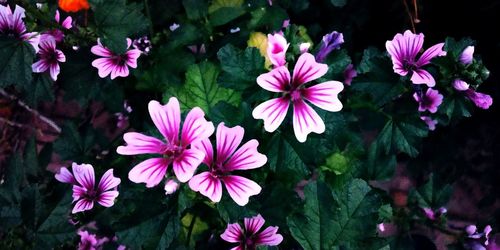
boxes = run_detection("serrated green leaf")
[53,123,103,162]
[22,74,55,107]
[439,92,472,122]
[362,141,397,180]
[217,45,265,91]
[182,0,208,20]
[208,0,245,26]
[34,192,74,249]
[266,133,310,184]
[410,174,453,208]
[376,116,428,157]
[0,37,35,88]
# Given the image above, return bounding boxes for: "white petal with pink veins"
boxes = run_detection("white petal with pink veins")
[410,69,436,87]
[97,191,119,207]
[302,81,344,112]
[252,97,290,133]
[188,172,223,203]
[173,148,205,183]
[128,158,170,188]
[292,99,325,143]
[292,53,328,87]
[148,98,181,143]
[256,66,290,92]
[222,175,262,206]
[225,139,267,171]
[216,123,244,164]
[181,107,214,146]
[97,169,121,192]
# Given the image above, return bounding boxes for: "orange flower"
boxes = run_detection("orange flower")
[58,0,90,13]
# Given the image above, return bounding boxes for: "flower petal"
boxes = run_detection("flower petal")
[302,81,344,112]
[181,107,214,146]
[97,169,121,192]
[192,138,214,166]
[125,49,141,68]
[244,214,265,235]
[148,98,181,144]
[72,198,94,214]
[221,222,244,243]
[459,46,474,65]
[173,148,205,183]
[452,79,470,91]
[96,190,119,207]
[386,30,424,76]
[116,132,166,155]
[216,123,244,165]
[224,139,267,171]
[110,64,129,79]
[252,97,290,133]
[72,185,87,202]
[410,69,436,87]
[292,99,325,143]
[256,66,290,92]
[61,16,73,29]
[72,163,95,191]
[32,60,49,73]
[222,175,262,206]
[292,53,328,87]
[49,63,60,81]
[416,42,446,66]
[128,158,170,188]
[267,33,289,67]
[188,172,223,203]
[255,226,284,246]
[91,43,113,57]
[91,58,115,78]
[55,167,75,184]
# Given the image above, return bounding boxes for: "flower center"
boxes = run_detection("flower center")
[163,145,183,160]
[84,189,98,200]
[403,59,417,71]
[112,54,128,66]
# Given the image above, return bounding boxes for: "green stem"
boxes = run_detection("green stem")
[186,215,197,246]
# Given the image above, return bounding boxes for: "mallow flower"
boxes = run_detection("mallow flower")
[465,89,493,110]
[189,123,267,206]
[91,38,141,80]
[267,33,289,67]
[386,30,446,87]
[252,52,344,142]
[316,31,344,62]
[0,4,40,52]
[221,214,283,249]
[32,36,66,81]
[42,10,72,43]
[413,88,443,113]
[421,116,437,131]
[55,163,121,214]
[117,97,215,186]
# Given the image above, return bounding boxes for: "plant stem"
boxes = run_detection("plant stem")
[186,215,197,246]
[402,0,416,33]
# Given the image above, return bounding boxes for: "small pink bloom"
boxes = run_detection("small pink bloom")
[114,101,132,128]
[187,44,206,54]
[299,42,310,54]
[91,38,141,80]
[453,78,470,91]
[422,206,447,220]
[421,116,437,131]
[117,97,214,186]
[465,89,493,109]
[42,10,72,43]
[55,163,121,214]
[0,4,40,52]
[221,214,283,249]
[164,179,179,195]
[377,222,398,237]
[252,52,344,142]
[78,230,99,250]
[386,30,446,87]
[32,36,66,81]
[460,46,474,65]
[267,33,289,67]
[413,88,443,113]
[343,63,357,86]
[282,19,290,28]
[189,123,266,206]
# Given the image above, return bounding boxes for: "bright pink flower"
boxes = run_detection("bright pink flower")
[386,30,446,87]
[42,10,72,43]
[78,230,99,250]
[0,4,40,52]
[32,36,66,81]
[189,123,266,206]
[252,52,344,142]
[267,33,289,67]
[220,214,283,249]
[55,163,121,214]
[413,88,443,113]
[91,38,141,79]
[343,63,357,86]
[460,46,474,65]
[117,97,215,186]
[465,89,493,109]
[420,116,437,131]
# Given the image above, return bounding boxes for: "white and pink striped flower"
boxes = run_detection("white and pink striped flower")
[0,4,40,52]
[188,123,267,206]
[252,52,344,142]
[117,97,215,186]
[41,10,72,43]
[221,214,283,249]
[267,33,289,67]
[91,38,141,80]
[55,163,121,214]
[32,36,66,81]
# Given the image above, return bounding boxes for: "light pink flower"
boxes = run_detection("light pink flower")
[386,30,446,87]
[267,33,289,67]
[91,38,141,79]
[422,207,447,220]
[55,163,121,214]
[78,230,99,250]
[252,52,344,142]
[460,46,474,65]
[343,63,357,86]
[32,36,66,81]
[453,79,470,91]
[189,123,266,206]
[42,10,72,43]
[164,179,179,195]
[420,116,437,131]
[299,42,310,54]
[413,88,443,113]
[221,214,283,249]
[0,4,40,52]
[117,97,215,186]
[465,89,493,109]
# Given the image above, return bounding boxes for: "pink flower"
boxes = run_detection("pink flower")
[299,42,310,54]
[42,10,72,43]
[465,89,493,109]
[32,36,66,81]
[220,214,283,249]
[453,79,470,91]
[164,179,179,195]
[188,123,266,206]
[460,46,474,65]
[0,4,40,52]
[343,64,357,86]
[91,38,141,79]
[116,97,215,186]
[252,52,344,142]
[267,33,289,67]
[413,88,443,113]
[422,207,447,220]
[420,116,437,131]
[77,230,109,250]
[55,163,121,214]
[386,30,446,87]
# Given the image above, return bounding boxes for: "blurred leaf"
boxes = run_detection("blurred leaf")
[182,0,208,20]
[208,0,245,26]
[410,174,453,208]
[34,192,74,249]
[0,154,24,204]
[22,74,55,107]
[362,141,397,180]
[320,152,350,175]
[217,44,265,91]
[209,101,244,126]
[331,0,347,7]
[376,116,428,157]
[248,7,288,31]
[53,123,103,162]
[266,133,310,184]
[0,37,35,88]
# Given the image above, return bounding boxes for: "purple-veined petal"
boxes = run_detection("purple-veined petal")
[224,139,267,171]
[192,138,214,166]
[244,214,265,235]
[256,66,290,92]
[72,198,94,214]
[97,169,121,192]
[292,98,325,143]
[61,16,72,29]
[216,123,244,165]
[410,69,436,87]
[181,107,214,146]
[49,63,60,81]
[416,42,446,66]
[385,30,424,76]
[252,97,290,133]
[110,64,129,79]
[220,222,244,243]
[148,98,181,144]
[222,175,262,206]
[188,172,223,203]
[255,226,283,246]
[72,163,95,191]
[56,49,66,62]
[267,33,289,67]
[55,167,76,184]
[72,185,87,202]
[173,148,205,183]
[459,46,474,65]
[116,132,166,155]
[39,36,56,51]
[32,59,49,73]
[452,79,469,91]
[91,43,113,57]
[96,190,119,207]
[302,81,344,112]
[128,158,170,188]
[125,49,141,68]
[91,58,115,78]
[292,53,328,87]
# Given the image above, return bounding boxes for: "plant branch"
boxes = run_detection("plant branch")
[186,215,197,246]
[402,0,416,33]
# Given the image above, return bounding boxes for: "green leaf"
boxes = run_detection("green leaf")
[90,0,148,53]
[266,133,310,184]
[182,0,208,20]
[0,154,24,204]
[22,74,55,108]
[439,92,472,122]
[164,61,241,114]
[248,7,289,31]
[34,193,74,249]
[0,37,35,88]
[362,141,397,180]
[376,116,428,157]
[53,123,103,162]
[23,138,39,177]
[410,174,453,208]
[217,45,265,91]
[331,0,347,7]
[320,152,350,175]
[208,0,245,26]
